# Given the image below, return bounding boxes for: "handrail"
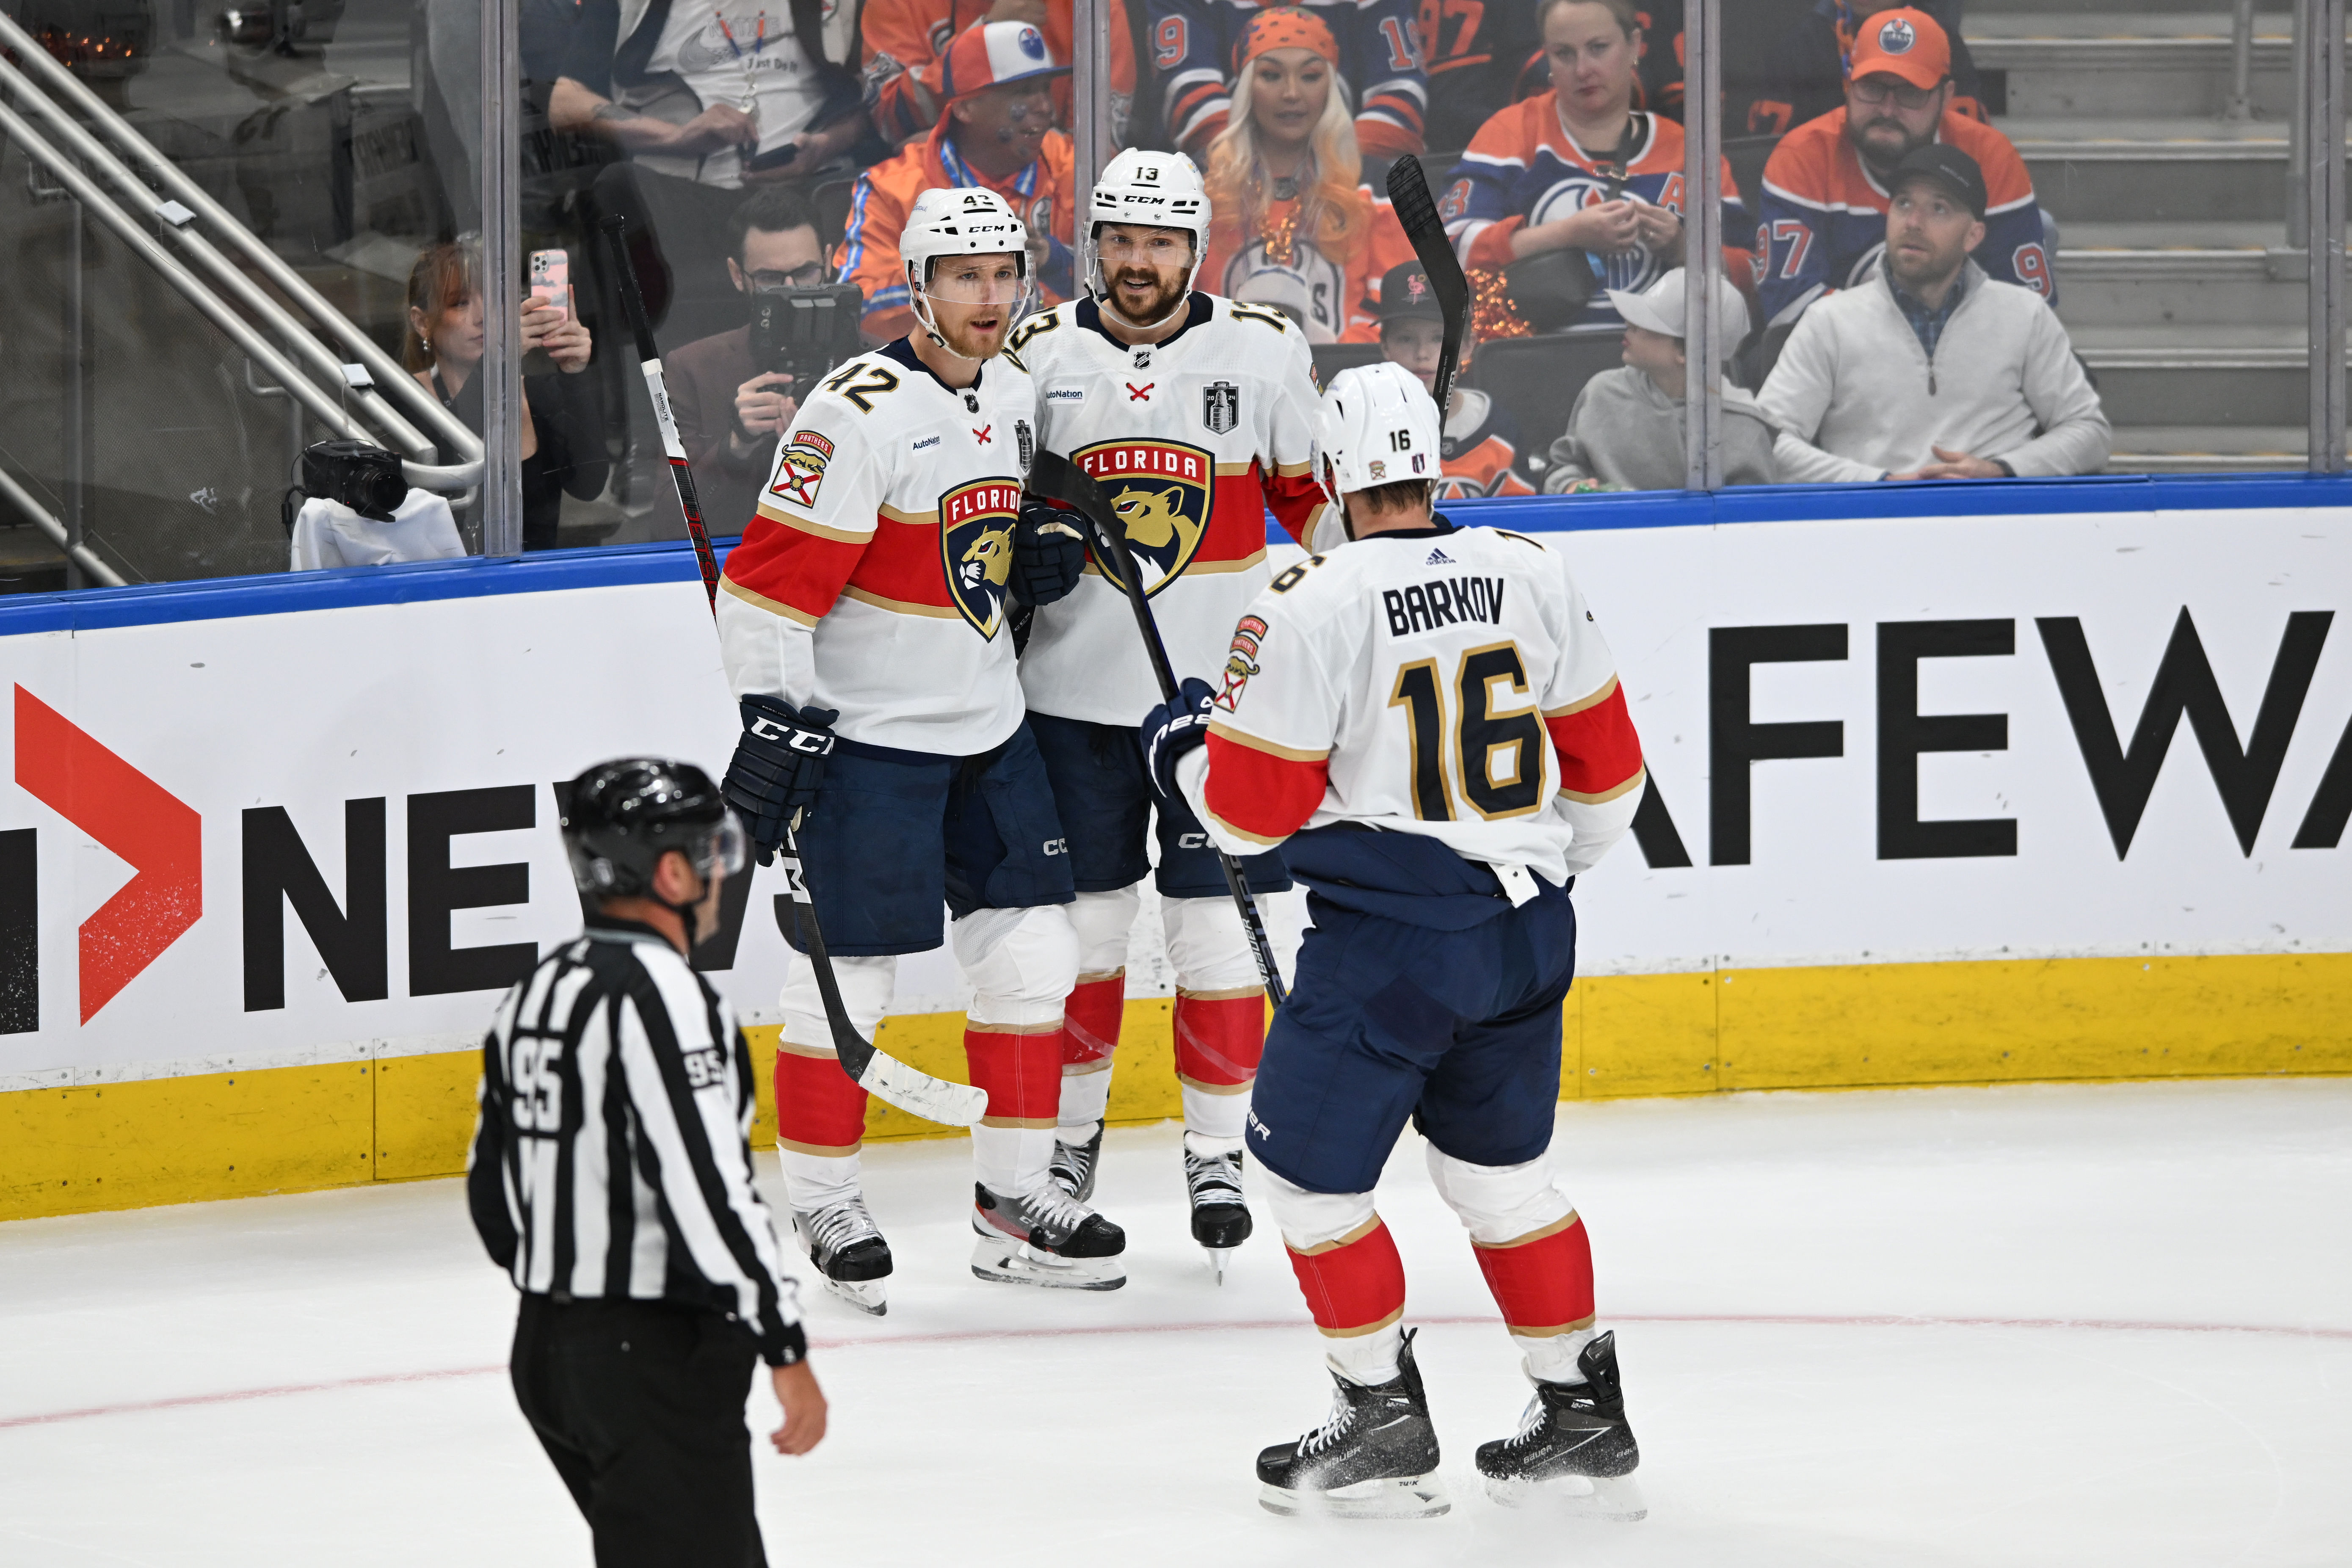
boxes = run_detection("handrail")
[0,10,483,466]
[2228,0,2258,121]
[0,464,129,587]
[0,54,437,461]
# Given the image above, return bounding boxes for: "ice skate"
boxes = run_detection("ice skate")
[1257,1328,1449,1518]
[1048,1126,1104,1203]
[1183,1145,1252,1281]
[1476,1331,1646,1520]
[969,1182,1127,1290]
[792,1198,892,1317]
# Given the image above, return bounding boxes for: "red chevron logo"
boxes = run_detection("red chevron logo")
[13,685,203,1021]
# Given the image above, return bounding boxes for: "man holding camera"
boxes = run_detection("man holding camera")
[669,187,856,534]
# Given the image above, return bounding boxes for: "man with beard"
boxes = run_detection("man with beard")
[1758,145,2108,483]
[1005,149,1337,1275]
[718,186,1121,1315]
[836,20,1080,339]
[1756,7,2048,331]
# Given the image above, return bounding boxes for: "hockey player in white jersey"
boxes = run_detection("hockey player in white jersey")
[1006,148,1338,1269]
[1140,362,1651,1518]
[716,187,1121,1312]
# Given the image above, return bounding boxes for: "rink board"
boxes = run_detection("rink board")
[2,474,2348,1218]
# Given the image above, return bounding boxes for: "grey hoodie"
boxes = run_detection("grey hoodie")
[1542,366,1780,492]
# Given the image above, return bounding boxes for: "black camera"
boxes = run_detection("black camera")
[747,282,866,389]
[282,439,408,531]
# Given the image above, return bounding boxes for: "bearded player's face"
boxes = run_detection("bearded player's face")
[924,253,1025,358]
[1844,74,1951,172]
[1097,224,1193,323]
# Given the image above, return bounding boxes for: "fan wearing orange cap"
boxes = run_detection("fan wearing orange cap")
[1756,6,2051,331]
[835,19,1081,339]
[1154,0,1427,166]
[860,0,1137,145]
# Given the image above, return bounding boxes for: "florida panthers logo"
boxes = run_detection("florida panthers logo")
[938,478,1022,637]
[1073,438,1213,599]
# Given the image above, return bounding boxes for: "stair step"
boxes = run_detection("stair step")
[2108,425,2324,471]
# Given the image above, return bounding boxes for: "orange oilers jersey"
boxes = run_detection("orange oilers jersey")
[859,0,1135,143]
[716,336,1040,756]
[1437,387,1535,500]
[1009,291,1337,727]
[1174,522,1645,888]
[1757,108,2050,324]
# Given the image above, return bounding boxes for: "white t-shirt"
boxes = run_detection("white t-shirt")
[288,489,465,571]
[644,0,840,185]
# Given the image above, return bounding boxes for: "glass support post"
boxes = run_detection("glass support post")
[1071,0,1113,259]
[1682,0,1723,491]
[478,0,525,555]
[2305,0,2346,472]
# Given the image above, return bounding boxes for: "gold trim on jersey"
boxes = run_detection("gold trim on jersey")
[1213,460,1255,476]
[753,504,873,544]
[1543,673,1620,719]
[1319,1308,1406,1338]
[719,576,820,627]
[878,501,942,527]
[1207,721,1331,762]
[1560,765,1647,806]
[840,585,961,619]
[1176,984,1264,1002]
[1176,1073,1252,1094]
[1471,1211,1583,1251]
[1079,546,1265,580]
[1291,1215,1384,1256]
[1204,804,1290,847]
[776,1038,842,1060]
[1274,458,1314,478]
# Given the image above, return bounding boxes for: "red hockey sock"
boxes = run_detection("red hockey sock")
[964,1025,1063,1126]
[774,1045,870,1154]
[1063,974,1126,1068]
[1173,988,1266,1090]
[1472,1214,1596,1336]
[1286,1217,1407,1336]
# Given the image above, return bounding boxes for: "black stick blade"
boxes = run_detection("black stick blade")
[1383,154,1471,410]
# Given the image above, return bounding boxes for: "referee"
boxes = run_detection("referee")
[469,757,827,1565]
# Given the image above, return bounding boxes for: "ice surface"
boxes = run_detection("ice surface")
[3,1078,2348,1567]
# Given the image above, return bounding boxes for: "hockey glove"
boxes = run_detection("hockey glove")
[724,694,839,862]
[1140,677,1218,805]
[1012,500,1088,607]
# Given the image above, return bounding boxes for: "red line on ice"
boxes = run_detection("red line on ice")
[4,1311,2346,1431]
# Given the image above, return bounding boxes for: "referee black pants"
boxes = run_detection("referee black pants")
[511,1295,768,1568]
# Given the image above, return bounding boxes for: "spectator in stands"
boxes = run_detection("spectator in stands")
[1756,7,2047,332]
[1730,0,1985,139]
[1155,0,1426,165]
[1758,146,2109,483]
[406,240,611,552]
[549,0,868,190]
[1374,262,1536,498]
[1440,0,1755,332]
[665,189,830,536]
[1197,7,1377,343]
[837,20,1079,339]
[861,0,1134,145]
[1543,267,1777,491]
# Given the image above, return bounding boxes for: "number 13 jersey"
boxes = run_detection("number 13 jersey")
[1179,521,1648,889]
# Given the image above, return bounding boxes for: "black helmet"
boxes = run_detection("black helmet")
[562,758,746,899]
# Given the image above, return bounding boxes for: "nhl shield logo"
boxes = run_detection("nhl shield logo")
[938,478,1023,638]
[1074,438,1213,599]
[1202,381,1241,436]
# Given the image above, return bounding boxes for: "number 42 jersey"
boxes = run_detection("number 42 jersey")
[1177,522,1648,891]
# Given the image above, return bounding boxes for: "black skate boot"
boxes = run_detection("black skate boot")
[1183,1145,1252,1281]
[1048,1126,1103,1202]
[791,1198,892,1317]
[1475,1331,1646,1519]
[1257,1328,1449,1518]
[970,1182,1126,1290]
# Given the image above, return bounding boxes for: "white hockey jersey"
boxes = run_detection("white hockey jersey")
[1008,293,1341,728]
[717,337,1038,756]
[1178,522,1648,889]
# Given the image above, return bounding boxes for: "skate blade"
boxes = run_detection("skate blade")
[968,1236,1126,1291]
[818,1276,887,1316]
[1483,1471,1646,1521]
[1258,1475,1450,1520]
[1206,1245,1235,1285]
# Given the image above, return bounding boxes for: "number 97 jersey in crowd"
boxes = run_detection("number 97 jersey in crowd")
[1179,524,1648,892]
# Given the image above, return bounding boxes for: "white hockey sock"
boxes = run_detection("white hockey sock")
[780,1148,862,1215]
[1181,1080,1251,1141]
[972,1123,1060,1198]
[1325,1322,1404,1387]
[1521,1326,1598,1385]
[1058,1061,1112,1148]
[1183,1129,1244,1159]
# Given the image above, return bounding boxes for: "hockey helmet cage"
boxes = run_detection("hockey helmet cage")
[562,758,745,900]
[1313,361,1444,505]
[1087,149,1209,317]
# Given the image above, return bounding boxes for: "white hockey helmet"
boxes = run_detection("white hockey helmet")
[1314,362,1444,518]
[901,186,1032,352]
[1086,148,1209,324]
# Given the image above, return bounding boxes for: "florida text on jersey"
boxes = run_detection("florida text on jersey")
[1010,292,1333,726]
[716,337,1038,755]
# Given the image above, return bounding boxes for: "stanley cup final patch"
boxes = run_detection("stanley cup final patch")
[1202,380,1241,436]
[1016,418,1035,474]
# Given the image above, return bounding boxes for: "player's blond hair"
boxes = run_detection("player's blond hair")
[1202,52,1371,265]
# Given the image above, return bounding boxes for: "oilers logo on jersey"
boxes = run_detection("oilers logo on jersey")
[1074,438,1212,596]
[940,479,1023,636]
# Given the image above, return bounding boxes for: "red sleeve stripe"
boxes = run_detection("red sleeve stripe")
[1204,729,1329,845]
[1544,679,1645,801]
[721,517,867,623]
[751,504,872,544]
[843,513,955,609]
[1262,467,1330,547]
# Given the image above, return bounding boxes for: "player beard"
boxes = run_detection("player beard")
[1849,114,1929,175]
[936,309,1010,360]
[1106,263,1187,326]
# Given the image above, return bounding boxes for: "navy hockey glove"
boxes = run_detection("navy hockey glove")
[1140,677,1217,805]
[1012,499,1088,607]
[724,694,839,862]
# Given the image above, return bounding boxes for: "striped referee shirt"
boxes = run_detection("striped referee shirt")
[467,917,806,1366]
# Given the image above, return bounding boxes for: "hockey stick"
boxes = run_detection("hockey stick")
[598,216,987,1129]
[1025,449,1289,1009]
[1382,155,1473,413]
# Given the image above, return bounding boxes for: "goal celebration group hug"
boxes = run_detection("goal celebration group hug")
[467,148,1655,1561]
